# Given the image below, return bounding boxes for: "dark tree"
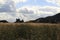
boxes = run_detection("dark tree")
[15,18,24,23]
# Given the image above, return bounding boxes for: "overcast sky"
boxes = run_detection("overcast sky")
[0,0,60,22]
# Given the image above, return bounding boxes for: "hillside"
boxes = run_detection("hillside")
[27,13,60,23]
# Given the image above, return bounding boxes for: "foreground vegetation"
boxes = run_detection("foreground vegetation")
[0,23,60,40]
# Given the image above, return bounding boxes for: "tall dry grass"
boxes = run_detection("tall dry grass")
[0,23,60,40]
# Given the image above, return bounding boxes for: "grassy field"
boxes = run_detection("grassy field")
[0,23,60,40]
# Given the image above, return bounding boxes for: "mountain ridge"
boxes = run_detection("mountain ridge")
[26,13,60,23]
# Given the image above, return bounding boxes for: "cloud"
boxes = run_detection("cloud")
[0,0,60,22]
[46,0,56,3]
[12,0,27,4]
[16,6,60,21]
[0,0,16,12]
[0,5,15,12]
[0,0,28,22]
[0,0,27,4]
[46,0,60,6]
[18,8,34,14]
[0,13,16,22]
[0,0,17,22]
[17,6,60,14]
[0,0,7,4]
[0,0,27,12]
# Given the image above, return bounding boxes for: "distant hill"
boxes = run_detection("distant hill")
[0,20,8,23]
[27,13,60,23]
